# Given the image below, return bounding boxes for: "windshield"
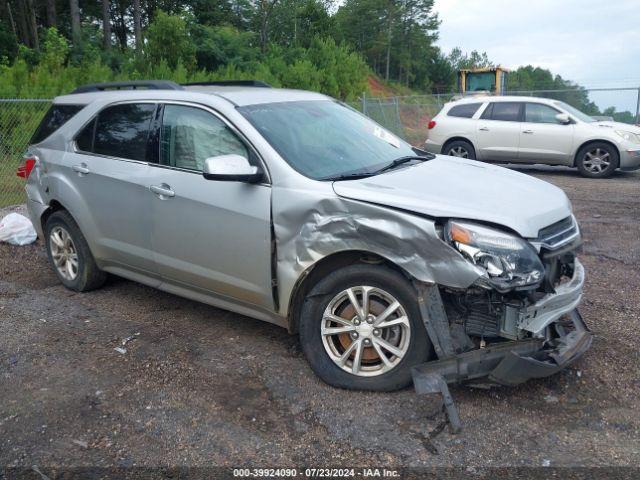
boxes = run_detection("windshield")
[553,101,596,123]
[239,100,417,180]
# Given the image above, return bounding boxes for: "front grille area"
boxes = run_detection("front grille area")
[534,216,579,249]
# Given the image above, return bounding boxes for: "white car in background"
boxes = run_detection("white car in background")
[425,96,640,178]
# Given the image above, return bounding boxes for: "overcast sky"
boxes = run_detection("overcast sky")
[433,0,640,112]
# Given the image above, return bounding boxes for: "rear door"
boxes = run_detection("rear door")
[475,101,523,162]
[147,103,273,310]
[519,102,575,165]
[64,102,159,280]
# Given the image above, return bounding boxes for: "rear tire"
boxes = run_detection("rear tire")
[443,139,476,160]
[576,142,618,178]
[44,210,106,292]
[299,264,433,391]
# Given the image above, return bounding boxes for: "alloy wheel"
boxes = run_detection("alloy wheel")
[582,148,611,174]
[49,226,79,281]
[448,146,469,158]
[321,286,411,377]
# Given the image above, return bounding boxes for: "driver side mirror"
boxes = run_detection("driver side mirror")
[555,113,571,125]
[203,154,264,183]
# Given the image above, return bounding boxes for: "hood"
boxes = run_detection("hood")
[332,156,572,238]
[593,121,640,133]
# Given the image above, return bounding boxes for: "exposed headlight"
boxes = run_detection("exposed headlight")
[615,130,640,144]
[445,220,544,291]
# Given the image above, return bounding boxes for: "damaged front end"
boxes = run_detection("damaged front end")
[413,216,591,388]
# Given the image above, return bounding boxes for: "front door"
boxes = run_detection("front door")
[475,101,523,162]
[519,102,575,165]
[148,103,273,310]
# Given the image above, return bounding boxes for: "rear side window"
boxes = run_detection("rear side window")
[30,104,84,144]
[447,103,481,118]
[482,102,522,122]
[78,103,156,161]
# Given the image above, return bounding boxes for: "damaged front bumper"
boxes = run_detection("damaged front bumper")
[413,309,592,387]
[413,258,591,387]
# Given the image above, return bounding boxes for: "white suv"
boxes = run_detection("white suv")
[425,96,640,178]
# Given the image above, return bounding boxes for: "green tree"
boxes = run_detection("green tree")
[145,11,196,70]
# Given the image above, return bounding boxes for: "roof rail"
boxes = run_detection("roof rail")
[71,80,184,94]
[183,80,272,88]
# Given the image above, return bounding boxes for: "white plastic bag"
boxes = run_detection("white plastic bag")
[0,213,37,246]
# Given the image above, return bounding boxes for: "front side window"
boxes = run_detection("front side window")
[525,103,561,124]
[553,101,596,123]
[486,102,522,122]
[239,100,417,180]
[160,104,248,171]
[92,103,156,161]
[31,104,84,144]
[448,103,482,118]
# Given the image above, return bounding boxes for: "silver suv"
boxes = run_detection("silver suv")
[20,81,591,391]
[425,95,640,178]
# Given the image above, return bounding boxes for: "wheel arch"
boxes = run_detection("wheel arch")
[573,139,620,167]
[286,250,413,334]
[40,199,69,232]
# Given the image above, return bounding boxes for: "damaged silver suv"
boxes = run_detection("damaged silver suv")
[21,81,591,392]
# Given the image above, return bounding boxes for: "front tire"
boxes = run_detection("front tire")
[443,139,476,160]
[576,142,619,178]
[44,210,107,292]
[299,264,433,391]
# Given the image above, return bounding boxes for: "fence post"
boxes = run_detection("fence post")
[361,91,366,114]
[636,87,640,125]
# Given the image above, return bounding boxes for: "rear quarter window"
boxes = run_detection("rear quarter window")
[447,103,482,118]
[30,104,85,144]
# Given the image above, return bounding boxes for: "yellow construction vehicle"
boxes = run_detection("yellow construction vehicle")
[458,66,509,95]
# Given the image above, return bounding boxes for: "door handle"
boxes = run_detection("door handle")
[72,163,90,174]
[150,184,175,198]
[523,129,534,134]
[479,127,489,131]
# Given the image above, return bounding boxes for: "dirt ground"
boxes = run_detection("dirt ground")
[1,166,639,476]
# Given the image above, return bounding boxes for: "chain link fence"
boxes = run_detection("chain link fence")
[0,99,51,208]
[357,87,640,147]
[1,87,639,207]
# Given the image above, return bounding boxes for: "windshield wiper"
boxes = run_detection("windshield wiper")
[369,155,432,175]
[322,154,434,181]
[320,172,377,181]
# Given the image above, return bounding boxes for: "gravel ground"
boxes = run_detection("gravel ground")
[1,167,639,475]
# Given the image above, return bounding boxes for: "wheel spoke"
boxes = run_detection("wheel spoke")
[372,340,393,368]
[373,300,400,326]
[321,325,356,336]
[338,340,358,367]
[377,315,409,329]
[361,287,371,317]
[51,231,64,248]
[346,288,364,320]
[66,260,75,278]
[373,337,403,358]
[323,313,352,327]
[351,340,364,374]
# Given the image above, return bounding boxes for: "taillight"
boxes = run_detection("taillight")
[428,120,437,130]
[16,155,37,179]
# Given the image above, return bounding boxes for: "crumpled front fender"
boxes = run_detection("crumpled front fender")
[272,187,483,317]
